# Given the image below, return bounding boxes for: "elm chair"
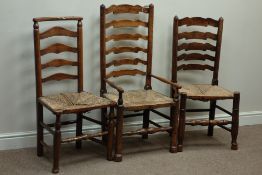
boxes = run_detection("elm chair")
[33,17,115,173]
[100,4,181,161]
[171,16,240,151]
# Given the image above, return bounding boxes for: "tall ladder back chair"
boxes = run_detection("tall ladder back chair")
[171,16,240,152]
[33,17,115,173]
[100,4,181,161]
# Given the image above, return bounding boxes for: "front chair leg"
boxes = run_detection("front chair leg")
[142,109,150,139]
[231,92,240,150]
[170,103,179,153]
[208,100,216,136]
[107,107,114,161]
[52,114,61,174]
[178,93,187,152]
[115,106,123,162]
[101,108,108,144]
[76,113,82,149]
[37,102,44,156]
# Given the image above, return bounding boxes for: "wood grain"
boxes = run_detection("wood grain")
[105,20,148,28]
[178,31,217,40]
[105,33,148,42]
[177,42,216,51]
[105,46,147,55]
[41,59,77,69]
[106,69,146,78]
[40,43,77,56]
[105,4,149,14]
[40,26,77,39]
[42,73,78,82]
[178,17,218,27]
[106,58,147,67]
[177,53,214,61]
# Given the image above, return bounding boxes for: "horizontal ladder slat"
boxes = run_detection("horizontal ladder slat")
[105,20,148,28]
[40,26,77,39]
[33,16,82,22]
[41,59,78,69]
[42,73,78,82]
[106,46,147,55]
[177,64,214,71]
[105,34,148,42]
[186,119,232,126]
[61,131,108,143]
[178,31,217,40]
[40,43,78,56]
[106,58,147,67]
[106,69,146,78]
[178,42,216,51]
[178,17,218,27]
[105,4,149,14]
[123,126,172,136]
[177,53,215,61]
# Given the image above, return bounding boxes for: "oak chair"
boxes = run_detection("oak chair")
[171,16,240,151]
[100,4,181,161]
[33,17,115,173]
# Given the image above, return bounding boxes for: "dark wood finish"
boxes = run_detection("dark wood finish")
[101,4,180,161]
[172,16,240,151]
[33,17,114,173]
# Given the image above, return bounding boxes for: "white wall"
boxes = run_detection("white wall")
[0,0,262,147]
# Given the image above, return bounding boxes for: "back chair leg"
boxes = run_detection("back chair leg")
[52,114,61,174]
[142,109,150,139]
[178,93,187,152]
[76,113,82,149]
[107,107,114,161]
[208,100,216,136]
[101,108,108,144]
[170,103,179,153]
[37,103,44,156]
[231,92,240,150]
[115,106,123,162]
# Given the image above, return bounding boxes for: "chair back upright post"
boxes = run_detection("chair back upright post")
[172,17,224,86]
[33,17,83,99]
[100,4,154,93]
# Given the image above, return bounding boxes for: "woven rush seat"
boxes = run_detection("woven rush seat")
[39,92,114,114]
[179,84,234,100]
[104,90,174,110]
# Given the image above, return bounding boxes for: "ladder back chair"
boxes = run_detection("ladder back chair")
[171,16,240,152]
[33,17,115,173]
[100,4,181,161]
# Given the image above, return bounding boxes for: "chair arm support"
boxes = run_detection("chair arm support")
[150,74,181,89]
[104,79,124,105]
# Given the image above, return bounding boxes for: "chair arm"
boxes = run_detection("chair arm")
[150,74,181,89]
[104,79,124,93]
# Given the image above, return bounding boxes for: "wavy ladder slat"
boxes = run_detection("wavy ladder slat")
[41,59,78,69]
[105,4,149,14]
[105,20,148,28]
[106,69,146,78]
[177,64,214,71]
[177,53,215,61]
[106,58,147,67]
[178,42,216,51]
[178,31,217,40]
[40,43,78,56]
[105,34,148,42]
[106,47,147,55]
[40,26,77,39]
[42,73,78,82]
[178,17,218,27]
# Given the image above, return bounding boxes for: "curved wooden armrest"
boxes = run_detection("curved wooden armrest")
[104,79,124,93]
[150,74,181,89]
[33,16,83,22]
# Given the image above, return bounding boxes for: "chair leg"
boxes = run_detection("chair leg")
[170,103,179,153]
[142,109,150,139]
[208,100,216,136]
[231,92,240,150]
[107,107,114,161]
[101,108,108,144]
[76,113,82,149]
[37,102,44,157]
[178,93,187,152]
[115,106,123,162]
[52,114,61,174]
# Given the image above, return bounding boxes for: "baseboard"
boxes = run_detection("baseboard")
[0,111,261,151]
